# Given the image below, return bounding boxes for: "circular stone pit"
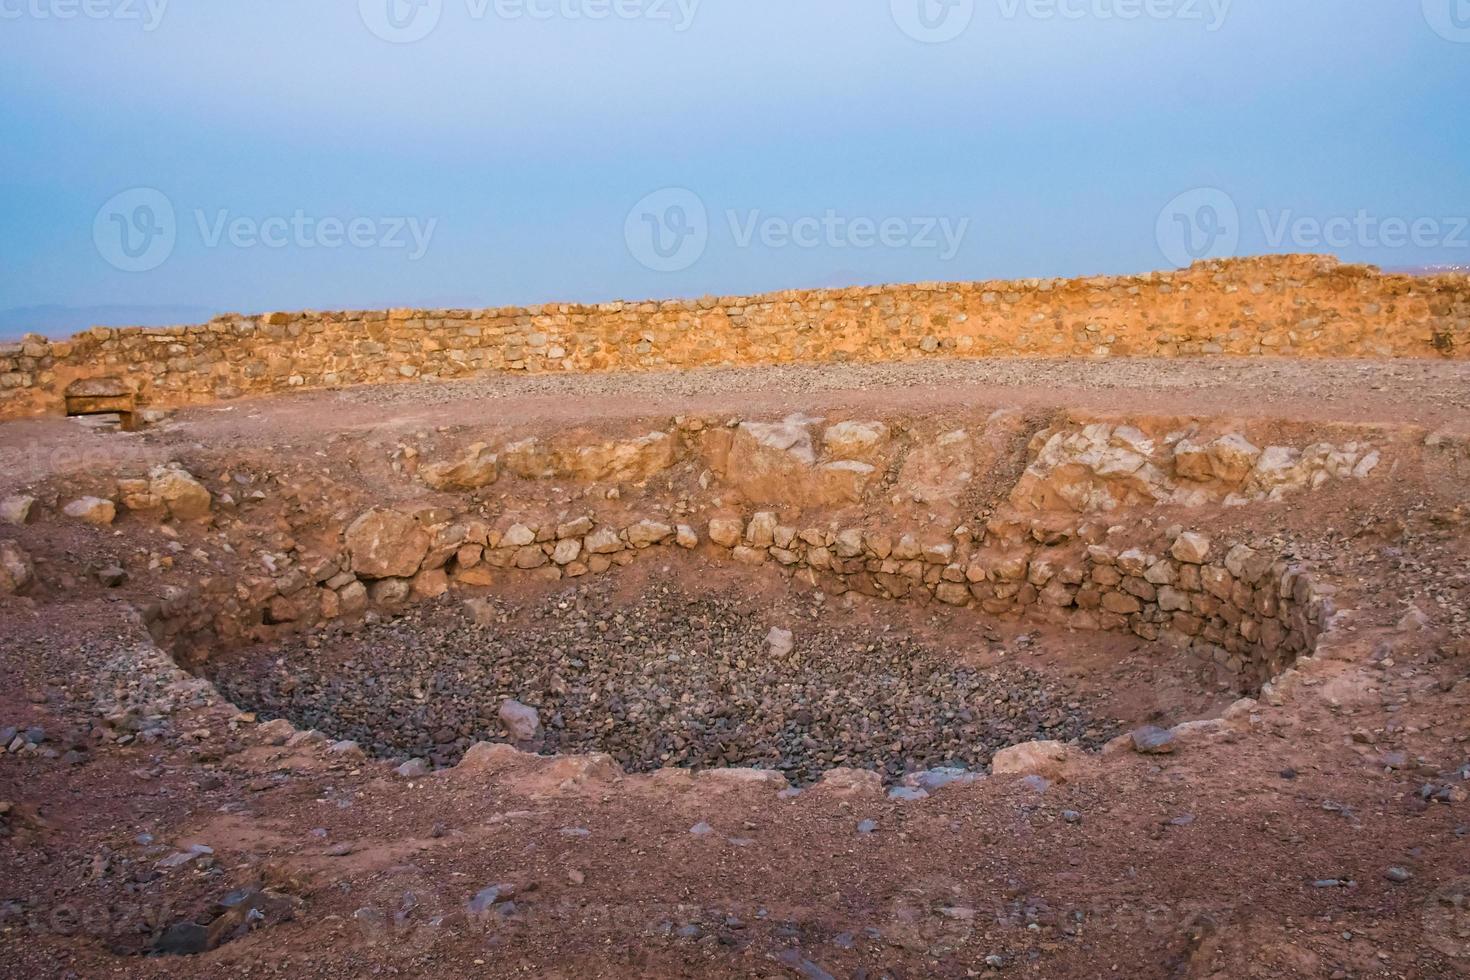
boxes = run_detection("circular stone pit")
[205,576,1134,785]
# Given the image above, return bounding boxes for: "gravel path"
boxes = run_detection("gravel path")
[332,356,1470,418]
[208,579,1120,785]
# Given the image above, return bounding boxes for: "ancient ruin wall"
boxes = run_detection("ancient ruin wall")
[2,254,1467,420]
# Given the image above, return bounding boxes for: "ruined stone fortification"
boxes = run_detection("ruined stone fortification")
[2,254,1467,420]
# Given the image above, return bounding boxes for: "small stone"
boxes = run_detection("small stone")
[1384,866,1412,884]
[94,565,128,587]
[498,699,541,742]
[766,627,794,657]
[394,758,430,779]
[1062,809,1082,824]
[856,819,878,834]
[690,821,714,836]
[1130,726,1175,754]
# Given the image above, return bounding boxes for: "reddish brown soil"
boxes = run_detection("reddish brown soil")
[1,358,1468,978]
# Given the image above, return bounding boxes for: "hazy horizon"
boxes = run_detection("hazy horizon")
[3,3,1468,337]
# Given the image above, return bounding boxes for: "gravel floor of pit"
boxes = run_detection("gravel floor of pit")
[206,578,1125,785]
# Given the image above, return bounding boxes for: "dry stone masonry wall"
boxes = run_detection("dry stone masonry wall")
[3,254,1468,419]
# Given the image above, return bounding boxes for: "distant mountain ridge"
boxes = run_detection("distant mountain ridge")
[0,304,220,342]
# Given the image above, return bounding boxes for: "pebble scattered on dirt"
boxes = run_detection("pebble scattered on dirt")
[208,580,1122,784]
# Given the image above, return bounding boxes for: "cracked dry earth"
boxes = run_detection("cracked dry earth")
[0,356,1469,979]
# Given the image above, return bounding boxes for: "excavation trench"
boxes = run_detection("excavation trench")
[188,548,1319,786]
[129,411,1341,787]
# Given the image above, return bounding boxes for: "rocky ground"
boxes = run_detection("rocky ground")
[1,358,1469,978]
[207,577,1121,784]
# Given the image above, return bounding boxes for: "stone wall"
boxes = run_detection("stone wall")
[138,500,1326,694]
[3,254,1467,420]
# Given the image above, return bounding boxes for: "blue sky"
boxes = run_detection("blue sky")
[1,1,1468,333]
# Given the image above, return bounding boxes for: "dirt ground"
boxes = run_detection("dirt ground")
[1,357,1469,978]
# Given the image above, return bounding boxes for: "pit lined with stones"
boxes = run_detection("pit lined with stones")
[203,574,1145,785]
[10,402,1353,793]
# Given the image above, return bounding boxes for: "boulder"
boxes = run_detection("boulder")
[583,527,623,554]
[498,699,541,742]
[420,443,499,491]
[1207,434,1262,483]
[0,541,35,595]
[707,516,743,548]
[898,429,976,508]
[814,460,878,504]
[149,465,212,521]
[563,431,677,482]
[63,496,116,526]
[625,520,673,548]
[0,495,35,527]
[822,421,890,462]
[1170,532,1211,564]
[723,416,818,503]
[345,508,430,579]
[990,739,1080,778]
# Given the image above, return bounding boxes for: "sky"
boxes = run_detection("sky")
[1,1,1468,336]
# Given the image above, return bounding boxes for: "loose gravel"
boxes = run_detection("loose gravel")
[208,579,1123,785]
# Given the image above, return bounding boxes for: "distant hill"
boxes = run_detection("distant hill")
[0,304,219,342]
